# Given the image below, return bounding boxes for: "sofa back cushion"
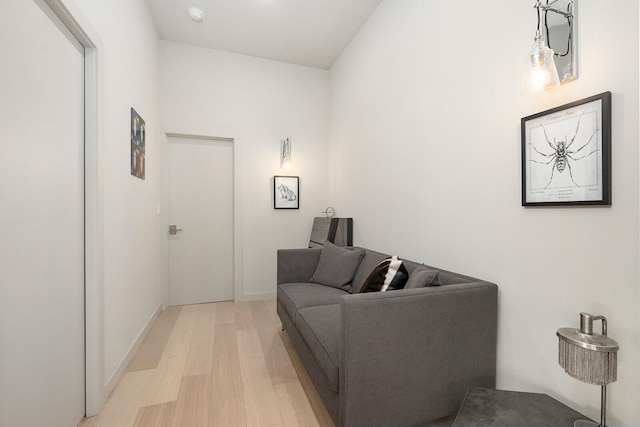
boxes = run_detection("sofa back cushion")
[433,270,477,285]
[309,241,365,292]
[351,248,479,292]
[405,265,440,288]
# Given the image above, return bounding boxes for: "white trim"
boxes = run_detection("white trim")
[42,0,94,47]
[42,0,105,416]
[83,45,105,417]
[103,304,162,396]
[233,138,244,302]
[161,132,244,306]
[236,292,277,302]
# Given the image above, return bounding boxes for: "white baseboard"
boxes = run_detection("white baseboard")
[236,291,276,302]
[103,304,162,399]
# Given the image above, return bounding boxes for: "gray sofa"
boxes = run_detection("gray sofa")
[276,244,498,427]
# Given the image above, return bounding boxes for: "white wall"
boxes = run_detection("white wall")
[160,41,330,299]
[329,1,639,425]
[73,0,161,394]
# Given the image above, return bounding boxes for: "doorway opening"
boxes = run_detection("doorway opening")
[162,133,243,307]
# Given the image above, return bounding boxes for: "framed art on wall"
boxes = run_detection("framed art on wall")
[274,176,299,209]
[521,92,611,206]
[131,107,146,180]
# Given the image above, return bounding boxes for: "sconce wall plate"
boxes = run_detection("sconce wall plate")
[280,137,292,170]
[545,0,577,83]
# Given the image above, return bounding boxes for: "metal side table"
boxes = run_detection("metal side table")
[452,387,594,427]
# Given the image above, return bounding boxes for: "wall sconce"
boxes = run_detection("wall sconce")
[280,137,292,170]
[522,0,576,94]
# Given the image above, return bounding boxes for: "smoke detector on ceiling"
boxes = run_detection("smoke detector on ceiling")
[187,7,204,23]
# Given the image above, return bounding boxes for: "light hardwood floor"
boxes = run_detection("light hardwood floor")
[80,300,334,427]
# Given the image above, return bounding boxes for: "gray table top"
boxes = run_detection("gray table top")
[452,387,594,427]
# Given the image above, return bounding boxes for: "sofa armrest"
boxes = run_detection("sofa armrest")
[277,248,322,285]
[338,282,498,427]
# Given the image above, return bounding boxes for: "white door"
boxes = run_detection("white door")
[0,0,85,426]
[168,137,234,306]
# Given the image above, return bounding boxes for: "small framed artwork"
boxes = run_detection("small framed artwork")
[131,108,145,180]
[521,91,611,206]
[274,176,299,209]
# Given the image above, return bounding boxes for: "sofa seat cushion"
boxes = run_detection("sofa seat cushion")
[296,304,340,392]
[278,282,347,324]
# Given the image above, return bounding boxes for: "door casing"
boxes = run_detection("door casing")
[39,0,105,417]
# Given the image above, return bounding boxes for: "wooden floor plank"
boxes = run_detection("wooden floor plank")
[184,338,215,377]
[274,380,322,427]
[184,302,217,376]
[93,370,157,427]
[142,304,197,406]
[132,402,171,427]
[126,306,181,372]
[168,374,212,426]
[235,301,256,330]
[261,299,282,328]
[191,303,217,341]
[237,329,284,427]
[279,330,335,427]
[251,301,298,385]
[210,322,247,427]
[214,300,235,325]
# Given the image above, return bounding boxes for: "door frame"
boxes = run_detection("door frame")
[40,0,105,417]
[161,132,244,306]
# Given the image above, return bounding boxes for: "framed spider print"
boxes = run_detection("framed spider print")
[274,176,299,209]
[521,92,611,206]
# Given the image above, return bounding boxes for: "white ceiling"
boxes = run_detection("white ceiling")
[146,0,383,70]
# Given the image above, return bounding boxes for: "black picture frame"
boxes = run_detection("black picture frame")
[521,92,611,206]
[274,176,299,209]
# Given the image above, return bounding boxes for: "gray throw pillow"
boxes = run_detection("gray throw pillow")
[405,265,440,289]
[310,241,365,292]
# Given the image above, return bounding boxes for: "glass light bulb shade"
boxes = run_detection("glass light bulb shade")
[522,38,560,94]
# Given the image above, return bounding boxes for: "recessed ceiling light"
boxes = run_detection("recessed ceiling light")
[187,7,204,23]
